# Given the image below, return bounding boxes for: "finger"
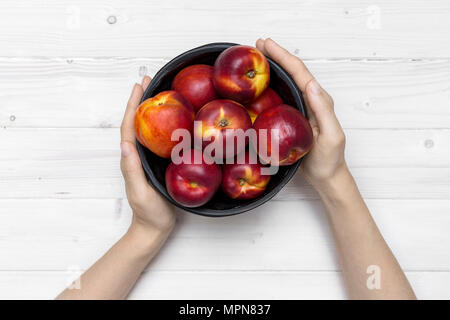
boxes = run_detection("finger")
[305,79,340,136]
[121,83,144,145]
[257,39,317,129]
[302,95,317,128]
[256,38,318,134]
[141,75,152,91]
[263,38,314,92]
[120,141,151,198]
[255,38,269,57]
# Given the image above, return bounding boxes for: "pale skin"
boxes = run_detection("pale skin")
[57,77,177,300]
[57,38,416,300]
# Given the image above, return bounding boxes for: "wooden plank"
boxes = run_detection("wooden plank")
[1,58,450,129]
[280,167,450,201]
[1,1,450,58]
[0,270,448,299]
[1,128,449,166]
[1,199,449,271]
[1,0,448,301]
[0,128,449,199]
[1,161,449,200]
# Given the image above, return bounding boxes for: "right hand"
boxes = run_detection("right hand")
[120,76,176,237]
[255,38,348,193]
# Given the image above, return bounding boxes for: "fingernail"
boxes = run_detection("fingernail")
[131,83,139,94]
[121,141,132,157]
[309,79,322,95]
[141,76,149,87]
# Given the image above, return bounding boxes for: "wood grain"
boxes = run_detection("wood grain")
[0,128,450,200]
[1,199,449,271]
[1,58,449,129]
[1,1,450,58]
[0,128,449,199]
[1,270,448,299]
[1,163,450,200]
[1,128,448,166]
[1,0,449,300]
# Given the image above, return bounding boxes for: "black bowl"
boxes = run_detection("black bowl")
[137,43,305,217]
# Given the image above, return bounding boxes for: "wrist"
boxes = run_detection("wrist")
[315,165,370,224]
[126,220,173,256]
[314,164,356,202]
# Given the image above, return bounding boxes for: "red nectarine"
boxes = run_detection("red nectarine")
[172,64,218,112]
[222,151,271,200]
[213,45,270,104]
[194,99,252,159]
[165,149,222,207]
[135,90,194,158]
[252,104,313,166]
[246,87,283,123]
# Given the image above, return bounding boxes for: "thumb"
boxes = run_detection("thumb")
[305,79,340,136]
[120,141,150,196]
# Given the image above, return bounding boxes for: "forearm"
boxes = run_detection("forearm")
[317,166,416,300]
[56,221,172,300]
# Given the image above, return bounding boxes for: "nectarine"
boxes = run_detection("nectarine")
[165,149,222,207]
[252,104,313,166]
[194,99,252,159]
[172,64,218,112]
[135,90,194,158]
[213,45,270,104]
[222,151,271,200]
[246,87,283,123]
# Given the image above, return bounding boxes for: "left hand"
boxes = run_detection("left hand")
[120,76,176,236]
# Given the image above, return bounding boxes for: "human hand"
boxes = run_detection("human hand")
[255,41,416,301]
[255,38,348,194]
[120,76,176,237]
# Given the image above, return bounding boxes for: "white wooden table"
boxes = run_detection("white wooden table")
[1,0,449,299]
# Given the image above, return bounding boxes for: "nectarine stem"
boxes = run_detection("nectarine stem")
[246,70,257,79]
[189,181,198,188]
[218,119,229,127]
